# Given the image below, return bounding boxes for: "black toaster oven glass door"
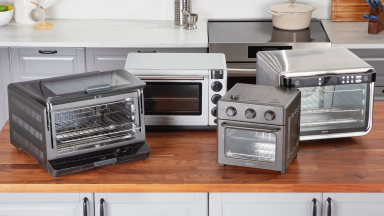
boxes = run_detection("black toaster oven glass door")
[299,83,370,135]
[143,82,202,115]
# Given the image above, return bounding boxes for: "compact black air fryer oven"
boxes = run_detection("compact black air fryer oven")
[8,69,150,176]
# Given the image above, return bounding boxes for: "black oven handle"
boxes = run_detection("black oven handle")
[221,122,280,133]
[136,76,204,80]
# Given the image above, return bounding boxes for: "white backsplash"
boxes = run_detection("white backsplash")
[0,0,331,20]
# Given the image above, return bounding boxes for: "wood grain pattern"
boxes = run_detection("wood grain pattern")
[332,0,370,21]
[1,103,384,192]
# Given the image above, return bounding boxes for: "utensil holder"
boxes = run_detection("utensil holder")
[368,7,384,34]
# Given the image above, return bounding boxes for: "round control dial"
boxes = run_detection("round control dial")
[245,108,256,119]
[211,107,217,117]
[211,81,223,92]
[211,94,222,104]
[264,110,275,121]
[226,107,237,117]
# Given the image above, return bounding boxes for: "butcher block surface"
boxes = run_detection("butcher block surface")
[332,0,370,21]
[0,103,384,193]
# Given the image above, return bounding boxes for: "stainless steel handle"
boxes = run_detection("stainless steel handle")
[327,197,332,216]
[312,198,317,216]
[227,68,256,77]
[100,198,105,216]
[221,122,280,133]
[227,68,256,72]
[39,50,57,54]
[83,197,88,216]
[136,76,204,80]
[85,84,111,94]
[138,50,156,53]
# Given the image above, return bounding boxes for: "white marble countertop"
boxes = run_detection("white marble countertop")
[0,19,208,48]
[322,20,384,49]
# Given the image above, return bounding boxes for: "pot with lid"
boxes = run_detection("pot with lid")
[267,0,317,31]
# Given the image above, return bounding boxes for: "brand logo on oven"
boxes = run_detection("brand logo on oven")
[164,117,174,121]
[321,131,328,133]
[246,162,255,166]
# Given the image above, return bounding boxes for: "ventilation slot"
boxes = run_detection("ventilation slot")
[11,95,41,122]
[12,113,42,141]
[13,130,44,160]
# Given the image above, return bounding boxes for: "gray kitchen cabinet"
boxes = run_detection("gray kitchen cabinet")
[323,193,384,216]
[85,47,208,72]
[0,47,11,131]
[10,47,86,82]
[209,193,322,216]
[0,193,93,216]
[349,49,384,101]
[94,193,208,216]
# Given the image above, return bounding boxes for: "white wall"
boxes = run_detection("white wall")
[0,0,331,20]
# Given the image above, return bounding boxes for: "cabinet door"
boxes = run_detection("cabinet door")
[10,47,86,82]
[94,193,208,216]
[0,47,11,131]
[0,193,93,216]
[210,193,322,216]
[323,193,384,216]
[86,47,208,72]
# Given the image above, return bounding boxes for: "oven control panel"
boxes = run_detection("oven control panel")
[282,72,376,88]
[209,69,227,125]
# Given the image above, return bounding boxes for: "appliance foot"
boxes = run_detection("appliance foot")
[281,169,286,174]
[294,154,297,159]
[18,147,24,152]
[219,164,226,166]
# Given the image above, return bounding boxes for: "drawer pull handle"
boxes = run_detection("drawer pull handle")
[100,198,105,216]
[83,197,88,216]
[85,84,111,94]
[39,50,57,54]
[138,50,156,53]
[382,90,384,93]
[312,198,317,216]
[327,197,332,216]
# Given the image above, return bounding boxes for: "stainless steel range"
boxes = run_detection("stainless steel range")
[208,20,331,89]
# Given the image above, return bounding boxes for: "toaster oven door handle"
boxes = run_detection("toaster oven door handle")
[85,84,111,94]
[136,76,204,80]
[221,122,280,133]
[100,198,105,216]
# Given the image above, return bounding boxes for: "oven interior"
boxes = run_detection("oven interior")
[299,83,368,132]
[54,98,140,155]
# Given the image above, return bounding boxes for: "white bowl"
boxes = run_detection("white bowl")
[0,9,13,27]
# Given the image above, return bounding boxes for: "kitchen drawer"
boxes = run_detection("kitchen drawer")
[10,47,86,82]
[94,193,208,216]
[374,86,384,102]
[85,47,208,72]
[349,49,384,86]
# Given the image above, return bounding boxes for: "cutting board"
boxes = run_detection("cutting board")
[332,0,370,21]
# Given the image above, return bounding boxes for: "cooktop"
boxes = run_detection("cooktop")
[208,20,330,43]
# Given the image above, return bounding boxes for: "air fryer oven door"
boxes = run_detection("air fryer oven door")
[299,83,373,138]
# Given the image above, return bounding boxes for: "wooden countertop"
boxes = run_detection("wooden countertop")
[1,103,384,193]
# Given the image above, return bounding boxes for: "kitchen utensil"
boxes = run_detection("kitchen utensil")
[256,47,375,141]
[267,0,317,30]
[29,6,45,23]
[371,0,378,8]
[363,14,379,21]
[14,0,37,24]
[377,0,383,8]
[0,7,13,26]
[174,0,191,26]
[8,69,150,177]
[217,84,301,173]
[30,1,54,29]
[367,0,374,8]
[183,12,198,30]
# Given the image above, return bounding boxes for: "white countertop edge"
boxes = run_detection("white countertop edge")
[0,42,209,48]
[331,44,384,49]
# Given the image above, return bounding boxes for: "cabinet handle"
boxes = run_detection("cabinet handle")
[83,197,88,216]
[39,50,57,54]
[312,198,317,216]
[138,50,156,53]
[327,197,332,216]
[100,198,105,216]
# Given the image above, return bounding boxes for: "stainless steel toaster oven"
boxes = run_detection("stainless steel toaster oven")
[217,84,301,173]
[8,69,150,176]
[256,47,375,140]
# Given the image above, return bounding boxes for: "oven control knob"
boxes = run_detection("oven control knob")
[211,94,222,104]
[226,107,237,117]
[211,81,223,92]
[211,107,217,117]
[245,108,256,119]
[264,110,275,121]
